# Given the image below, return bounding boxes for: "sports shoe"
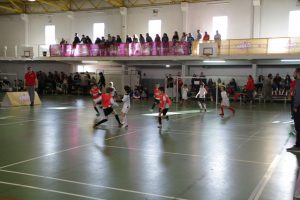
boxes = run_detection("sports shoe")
[204,109,207,112]
[166,116,169,121]
[158,125,162,128]
[124,124,128,128]
[149,109,154,112]
[219,113,224,118]
[118,123,123,128]
[96,113,100,117]
[287,146,300,152]
[93,124,98,128]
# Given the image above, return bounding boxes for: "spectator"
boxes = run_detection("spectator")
[181,32,187,42]
[284,74,291,96]
[107,34,112,43]
[37,71,47,95]
[24,66,38,106]
[81,34,87,44]
[246,75,255,103]
[146,33,153,43]
[86,36,92,44]
[162,33,169,43]
[187,33,194,54]
[196,29,202,40]
[228,78,238,91]
[139,34,145,43]
[101,36,106,44]
[126,35,132,43]
[73,33,80,45]
[214,30,221,49]
[199,72,207,85]
[95,37,101,44]
[263,74,272,102]
[60,38,66,45]
[155,34,161,42]
[172,31,179,42]
[203,32,210,41]
[256,75,264,93]
[133,34,138,43]
[98,72,106,88]
[116,35,122,43]
[273,73,282,95]
[111,36,116,44]
[167,74,174,100]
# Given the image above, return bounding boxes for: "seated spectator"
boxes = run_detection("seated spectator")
[284,74,291,96]
[116,35,122,43]
[187,33,194,43]
[181,32,187,42]
[155,34,161,42]
[126,35,132,43]
[139,34,145,43]
[228,78,238,92]
[203,32,210,41]
[172,31,179,42]
[196,29,202,40]
[162,33,169,43]
[146,33,153,43]
[273,73,282,95]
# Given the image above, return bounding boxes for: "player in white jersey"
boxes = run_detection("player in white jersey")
[195,84,207,112]
[220,86,235,117]
[121,85,131,127]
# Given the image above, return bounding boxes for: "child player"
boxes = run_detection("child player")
[121,86,131,128]
[90,84,102,116]
[195,84,207,112]
[93,87,122,128]
[220,86,235,117]
[158,86,171,128]
[150,84,160,112]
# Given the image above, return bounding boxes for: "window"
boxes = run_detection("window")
[289,11,300,37]
[148,20,161,39]
[93,23,105,41]
[45,25,55,45]
[212,16,228,39]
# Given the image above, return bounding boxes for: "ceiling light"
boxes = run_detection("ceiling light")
[166,64,170,68]
[82,61,98,64]
[281,59,300,62]
[203,60,226,63]
[27,0,36,2]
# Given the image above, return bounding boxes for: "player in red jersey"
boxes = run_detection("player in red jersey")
[158,86,171,128]
[150,84,160,112]
[90,84,102,116]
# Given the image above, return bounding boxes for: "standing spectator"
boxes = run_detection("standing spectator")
[95,37,101,44]
[60,38,66,45]
[273,73,282,95]
[116,35,122,43]
[245,75,255,103]
[214,30,221,50]
[146,33,153,43]
[126,35,132,43]
[287,68,300,151]
[155,34,161,42]
[162,33,169,43]
[86,36,92,44]
[196,29,202,40]
[139,34,145,43]
[187,33,194,54]
[284,74,291,96]
[167,74,174,100]
[81,35,87,44]
[73,33,80,45]
[263,74,273,102]
[24,67,38,106]
[177,76,183,100]
[133,34,138,43]
[203,32,210,41]
[256,75,264,93]
[180,32,187,42]
[37,71,47,95]
[98,72,106,88]
[172,31,179,42]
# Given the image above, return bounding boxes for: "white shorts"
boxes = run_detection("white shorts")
[221,99,230,107]
[93,97,101,104]
[182,94,188,100]
[121,105,130,114]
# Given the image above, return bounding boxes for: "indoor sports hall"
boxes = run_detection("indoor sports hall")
[0,0,300,199]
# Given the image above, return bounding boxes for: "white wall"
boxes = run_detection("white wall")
[257,66,295,76]
[188,0,253,39]
[140,67,181,79]
[260,0,300,38]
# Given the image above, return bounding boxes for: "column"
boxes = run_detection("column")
[252,0,261,38]
[181,64,188,77]
[20,14,29,46]
[181,2,189,33]
[120,7,127,42]
[252,63,257,80]
[67,11,74,43]
[121,64,126,95]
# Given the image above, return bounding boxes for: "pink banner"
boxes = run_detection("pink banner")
[50,42,190,57]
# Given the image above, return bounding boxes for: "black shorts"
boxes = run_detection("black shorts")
[103,107,113,116]
[198,98,205,103]
[159,108,168,116]
[154,99,160,104]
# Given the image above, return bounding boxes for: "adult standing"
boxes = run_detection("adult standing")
[287,68,300,151]
[245,75,255,103]
[263,74,273,102]
[167,74,174,100]
[24,67,38,106]
[98,72,106,89]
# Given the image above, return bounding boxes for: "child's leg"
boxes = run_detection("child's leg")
[112,110,122,125]
[158,109,162,125]
[220,105,224,115]
[197,100,203,109]
[228,106,235,114]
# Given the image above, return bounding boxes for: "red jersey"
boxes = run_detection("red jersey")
[154,88,160,99]
[159,94,171,109]
[291,80,296,96]
[90,88,101,99]
[24,72,36,86]
[246,79,255,91]
[102,93,112,108]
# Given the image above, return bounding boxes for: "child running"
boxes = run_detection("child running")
[158,86,171,128]
[93,87,122,128]
[150,84,160,112]
[121,86,131,128]
[90,84,102,116]
[195,84,207,112]
[219,86,235,117]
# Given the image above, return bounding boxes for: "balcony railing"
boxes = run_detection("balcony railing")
[47,37,300,57]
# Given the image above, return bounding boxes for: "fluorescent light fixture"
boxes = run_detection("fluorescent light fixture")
[203,60,226,63]
[166,64,170,68]
[27,0,36,1]
[281,59,300,62]
[82,61,98,64]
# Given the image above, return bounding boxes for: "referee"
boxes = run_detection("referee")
[24,67,38,106]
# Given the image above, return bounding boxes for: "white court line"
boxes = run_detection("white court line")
[0,181,106,200]
[0,170,188,200]
[0,120,39,126]
[0,130,138,169]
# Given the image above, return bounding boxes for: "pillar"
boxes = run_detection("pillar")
[121,64,126,95]
[252,0,261,38]
[181,64,188,77]
[120,7,127,42]
[181,2,189,33]
[252,63,257,80]
[20,14,29,46]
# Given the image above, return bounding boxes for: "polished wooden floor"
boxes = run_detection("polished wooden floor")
[0,95,298,200]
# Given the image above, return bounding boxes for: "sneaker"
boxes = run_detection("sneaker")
[287,146,300,152]
[219,113,224,118]
[93,124,98,128]
[124,124,128,128]
[158,125,162,128]
[204,109,207,112]
[118,123,123,128]
[96,113,100,117]
[166,116,169,121]
[149,109,154,112]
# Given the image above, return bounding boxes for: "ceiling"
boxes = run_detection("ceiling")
[0,0,227,15]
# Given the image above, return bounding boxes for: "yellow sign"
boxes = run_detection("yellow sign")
[1,91,42,107]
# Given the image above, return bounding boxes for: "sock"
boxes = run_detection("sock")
[115,115,121,125]
[220,106,224,115]
[94,106,99,114]
[203,103,206,109]
[198,102,203,109]
[158,117,162,125]
[229,107,235,113]
[95,118,107,126]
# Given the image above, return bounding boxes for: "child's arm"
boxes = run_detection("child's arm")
[195,90,200,98]
[110,98,119,107]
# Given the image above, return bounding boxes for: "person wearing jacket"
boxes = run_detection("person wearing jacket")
[245,75,255,103]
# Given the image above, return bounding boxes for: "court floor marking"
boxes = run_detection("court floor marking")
[0,130,138,169]
[0,181,106,200]
[0,170,188,200]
